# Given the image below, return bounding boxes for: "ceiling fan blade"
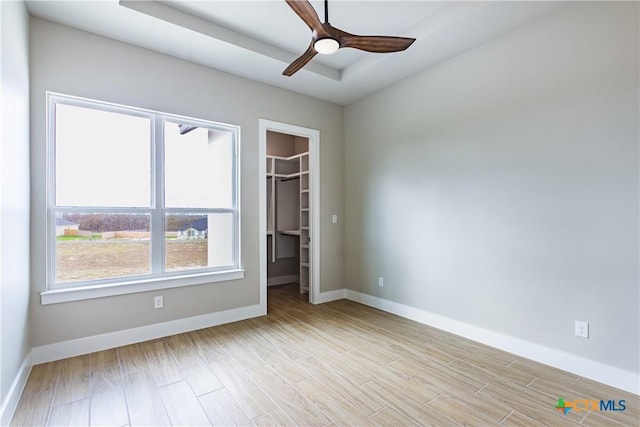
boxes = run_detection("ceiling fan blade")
[340,35,416,53]
[285,0,323,32]
[283,44,318,76]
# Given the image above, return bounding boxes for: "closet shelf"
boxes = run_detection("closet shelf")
[279,229,301,236]
[267,152,308,161]
[267,172,300,180]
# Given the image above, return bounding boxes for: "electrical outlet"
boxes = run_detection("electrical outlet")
[575,320,589,338]
[332,214,338,224]
[154,295,164,309]
[378,277,384,287]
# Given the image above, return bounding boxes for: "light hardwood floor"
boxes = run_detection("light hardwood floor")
[11,284,639,426]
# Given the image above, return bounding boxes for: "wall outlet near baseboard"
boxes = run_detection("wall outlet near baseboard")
[154,295,164,309]
[378,277,384,287]
[575,320,589,338]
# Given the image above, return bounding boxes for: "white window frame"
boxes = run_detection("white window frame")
[41,93,243,305]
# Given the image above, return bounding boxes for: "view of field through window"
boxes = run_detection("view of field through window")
[52,99,237,286]
[55,213,214,283]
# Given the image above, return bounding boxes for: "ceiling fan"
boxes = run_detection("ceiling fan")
[283,0,416,76]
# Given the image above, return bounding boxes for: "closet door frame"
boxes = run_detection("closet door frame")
[258,119,320,308]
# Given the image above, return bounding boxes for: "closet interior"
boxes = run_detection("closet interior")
[266,131,310,295]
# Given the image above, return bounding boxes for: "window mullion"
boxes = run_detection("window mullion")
[151,115,165,275]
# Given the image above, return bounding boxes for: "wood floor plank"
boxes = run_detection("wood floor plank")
[23,362,60,395]
[190,328,228,363]
[580,411,629,427]
[53,355,91,407]
[447,357,535,388]
[500,410,546,426]
[295,355,385,417]
[167,335,224,396]
[372,361,441,404]
[428,393,510,426]
[89,391,128,427]
[387,341,455,365]
[90,349,119,372]
[390,357,486,394]
[370,406,421,427]
[10,391,55,427]
[258,327,313,361]
[260,352,310,384]
[478,384,583,426]
[508,358,579,385]
[265,322,311,346]
[311,349,378,386]
[479,374,587,424]
[340,347,392,375]
[294,377,372,425]
[11,363,59,426]
[89,367,128,427]
[240,334,282,363]
[252,409,295,427]
[141,340,184,387]
[48,398,90,426]
[246,364,330,426]
[208,358,276,419]
[198,388,252,426]
[123,369,171,426]
[118,344,148,376]
[361,378,457,426]
[214,332,265,371]
[158,380,211,426]
[429,335,517,367]
[289,322,353,354]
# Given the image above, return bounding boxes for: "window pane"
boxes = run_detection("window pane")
[55,104,151,207]
[55,213,150,283]
[166,213,234,272]
[164,122,234,208]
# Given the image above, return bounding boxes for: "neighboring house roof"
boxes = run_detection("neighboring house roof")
[56,218,78,227]
[181,218,207,231]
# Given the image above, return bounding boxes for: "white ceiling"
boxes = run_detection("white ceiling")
[25,0,568,105]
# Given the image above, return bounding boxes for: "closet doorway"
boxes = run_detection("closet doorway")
[259,120,319,308]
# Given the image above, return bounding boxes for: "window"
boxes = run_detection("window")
[47,94,241,295]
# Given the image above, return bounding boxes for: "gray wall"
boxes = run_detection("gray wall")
[345,2,639,373]
[29,18,344,347]
[1,0,31,408]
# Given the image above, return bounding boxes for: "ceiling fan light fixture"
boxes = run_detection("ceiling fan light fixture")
[313,37,339,54]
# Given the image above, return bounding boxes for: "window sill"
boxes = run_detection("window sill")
[40,269,245,305]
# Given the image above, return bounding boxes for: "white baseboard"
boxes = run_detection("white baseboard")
[0,352,32,426]
[31,303,265,364]
[267,275,299,287]
[345,290,639,395]
[314,288,346,304]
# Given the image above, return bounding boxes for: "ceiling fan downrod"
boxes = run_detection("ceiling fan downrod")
[323,0,329,24]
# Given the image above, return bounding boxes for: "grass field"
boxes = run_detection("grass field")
[56,239,208,283]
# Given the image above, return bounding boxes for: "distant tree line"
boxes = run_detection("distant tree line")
[61,213,204,232]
